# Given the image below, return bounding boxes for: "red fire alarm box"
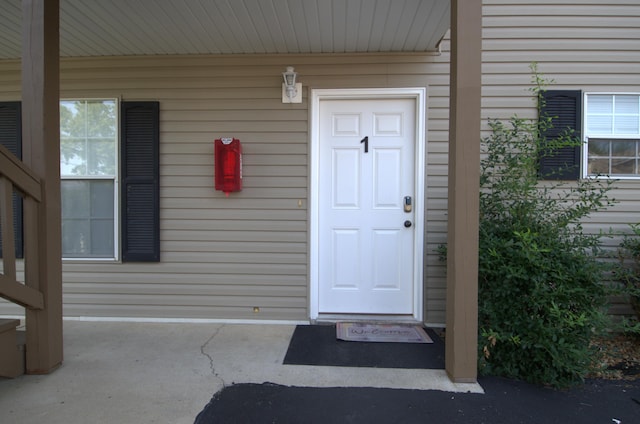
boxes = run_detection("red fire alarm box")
[215,138,242,196]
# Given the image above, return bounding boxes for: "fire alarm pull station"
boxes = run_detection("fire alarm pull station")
[214,138,242,196]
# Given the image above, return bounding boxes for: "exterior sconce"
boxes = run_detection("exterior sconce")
[282,66,302,103]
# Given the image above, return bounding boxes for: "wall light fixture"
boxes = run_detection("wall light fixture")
[282,66,302,103]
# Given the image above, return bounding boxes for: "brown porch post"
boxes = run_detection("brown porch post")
[21,0,63,373]
[445,0,482,382]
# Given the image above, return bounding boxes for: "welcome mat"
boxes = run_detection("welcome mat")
[336,322,433,343]
[283,324,445,369]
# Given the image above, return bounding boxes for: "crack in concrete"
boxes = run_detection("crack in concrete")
[200,324,226,387]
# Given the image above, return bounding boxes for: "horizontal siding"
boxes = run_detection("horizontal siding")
[420,0,640,325]
[474,0,640,324]
[0,52,450,323]
[480,0,640,236]
[3,1,639,324]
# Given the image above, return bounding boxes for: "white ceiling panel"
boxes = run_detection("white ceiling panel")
[0,0,450,59]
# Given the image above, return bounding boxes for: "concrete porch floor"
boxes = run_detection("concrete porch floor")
[0,321,481,424]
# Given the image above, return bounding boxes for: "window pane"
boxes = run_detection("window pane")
[611,140,636,156]
[61,180,115,258]
[91,219,115,256]
[61,138,87,176]
[589,140,610,157]
[62,219,90,256]
[61,180,90,218]
[615,95,639,114]
[87,101,117,137]
[588,95,613,114]
[88,138,116,176]
[587,116,613,134]
[615,115,639,134]
[611,158,636,175]
[588,158,609,175]
[60,101,86,138]
[91,180,115,218]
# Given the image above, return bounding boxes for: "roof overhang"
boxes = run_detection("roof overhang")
[0,0,450,59]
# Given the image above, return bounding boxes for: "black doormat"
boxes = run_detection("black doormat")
[282,324,445,369]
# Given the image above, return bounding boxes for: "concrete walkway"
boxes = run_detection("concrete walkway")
[0,321,481,424]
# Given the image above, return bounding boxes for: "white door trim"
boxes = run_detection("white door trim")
[309,88,427,321]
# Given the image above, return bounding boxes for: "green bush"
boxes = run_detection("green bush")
[617,224,640,323]
[476,65,616,387]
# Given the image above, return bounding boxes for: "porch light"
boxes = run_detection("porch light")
[282,66,302,103]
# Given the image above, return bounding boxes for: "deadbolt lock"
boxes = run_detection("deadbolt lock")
[404,196,412,213]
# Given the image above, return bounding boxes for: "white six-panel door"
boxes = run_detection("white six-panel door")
[317,98,416,314]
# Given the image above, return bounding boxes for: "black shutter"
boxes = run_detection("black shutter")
[0,102,23,258]
[539,90,582,180]
[121,102,160,262]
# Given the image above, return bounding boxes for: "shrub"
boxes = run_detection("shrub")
[476,65,616,387]
[616,224,640,323]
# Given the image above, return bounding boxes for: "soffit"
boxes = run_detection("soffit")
[0,0,450,59]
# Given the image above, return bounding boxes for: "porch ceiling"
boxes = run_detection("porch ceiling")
[0,0,450,60]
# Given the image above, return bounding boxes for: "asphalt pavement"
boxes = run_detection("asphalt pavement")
[195,377,640,424]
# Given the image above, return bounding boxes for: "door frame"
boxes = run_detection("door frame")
[309,88,427,322]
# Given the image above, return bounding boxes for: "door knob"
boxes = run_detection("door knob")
[404,220,412,228]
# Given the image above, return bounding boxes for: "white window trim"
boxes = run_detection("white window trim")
[582,92,640,180]
[60,98,120,262]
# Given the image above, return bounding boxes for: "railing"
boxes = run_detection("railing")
[0,143,45,374]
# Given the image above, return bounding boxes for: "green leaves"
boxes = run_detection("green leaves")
[477,66,614,388]
[616,223,640,328]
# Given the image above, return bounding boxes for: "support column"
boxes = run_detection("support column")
[21,0,63,374]
[445,0,482,383]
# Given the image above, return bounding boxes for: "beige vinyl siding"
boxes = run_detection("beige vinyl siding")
[481,0,640,318]
[2,0,639,324]
[0,52,451,322]
[482,0,640,236]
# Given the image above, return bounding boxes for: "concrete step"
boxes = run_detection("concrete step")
[0,319,25,378]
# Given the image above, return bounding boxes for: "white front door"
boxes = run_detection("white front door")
[317,97,417,315]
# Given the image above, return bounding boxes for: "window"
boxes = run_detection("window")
[1,100,159,262]
[584,94,640,178]
[60,99,118,258]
